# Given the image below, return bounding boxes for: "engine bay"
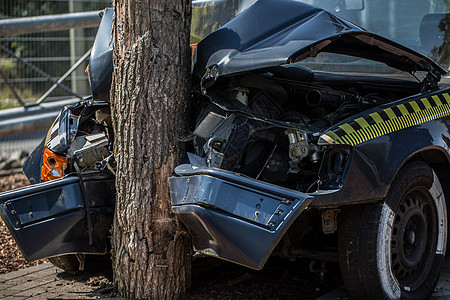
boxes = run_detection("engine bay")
[193,67,422,192]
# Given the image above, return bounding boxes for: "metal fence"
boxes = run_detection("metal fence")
[0,0,110,157]
[0,0,110,108]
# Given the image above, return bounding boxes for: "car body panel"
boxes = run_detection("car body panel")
[312,89,450,206]
[22,139,45,184]
[0,172,114,261]
[319,90,450,147]
[169,165,313,269]
[2,95,114,263]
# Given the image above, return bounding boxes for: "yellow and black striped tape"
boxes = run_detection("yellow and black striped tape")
[318,92,450,146]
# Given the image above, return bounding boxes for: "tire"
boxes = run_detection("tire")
[48,254,111,274]
[48,255,81,274]
[338,161,447,299]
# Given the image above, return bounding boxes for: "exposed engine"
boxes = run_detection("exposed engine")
[192,68,420,192]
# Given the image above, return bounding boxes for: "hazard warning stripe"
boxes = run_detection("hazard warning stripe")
[319,93,450,146]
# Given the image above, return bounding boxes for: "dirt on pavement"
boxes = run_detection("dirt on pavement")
[0,173,29,193]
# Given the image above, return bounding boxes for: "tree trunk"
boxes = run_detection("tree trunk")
[110,1,192,299]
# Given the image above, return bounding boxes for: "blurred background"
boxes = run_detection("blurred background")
[0,0,110,160]
[0,0,238,161]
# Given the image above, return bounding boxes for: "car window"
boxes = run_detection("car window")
[298,53,423,80]
[311,0,450,71]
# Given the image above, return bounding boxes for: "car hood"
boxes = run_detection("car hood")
[194,0,447,83]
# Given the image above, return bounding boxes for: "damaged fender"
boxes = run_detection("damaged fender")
[169,164,313,269]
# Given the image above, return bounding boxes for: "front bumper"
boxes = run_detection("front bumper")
[169,165,313,270]
[0,172,114,261]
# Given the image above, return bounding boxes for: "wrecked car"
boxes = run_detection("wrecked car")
[0,7,116,274]
[2,0,450,298]
[174,0,450,299]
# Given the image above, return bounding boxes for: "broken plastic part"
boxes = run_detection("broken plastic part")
[67,133,109,169]
[194,112,226,139]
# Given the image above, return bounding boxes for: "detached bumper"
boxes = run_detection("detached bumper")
[0,172,114,261]
[169,165,313,270]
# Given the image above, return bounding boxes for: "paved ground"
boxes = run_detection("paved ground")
[2,260,450,299]
[0,262,120,300]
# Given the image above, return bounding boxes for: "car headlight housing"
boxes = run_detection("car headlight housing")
[41,148,67,182]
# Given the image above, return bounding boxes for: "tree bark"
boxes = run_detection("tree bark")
[110,1,192,299]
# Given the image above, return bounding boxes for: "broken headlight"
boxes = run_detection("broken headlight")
[41,148,67,182]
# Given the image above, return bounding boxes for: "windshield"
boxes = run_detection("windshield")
[191,0,241,43]
[192,0,450,78]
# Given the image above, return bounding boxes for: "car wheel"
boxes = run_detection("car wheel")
[48,254,111,274]
[338,161,447,299]
[48,255,81,274]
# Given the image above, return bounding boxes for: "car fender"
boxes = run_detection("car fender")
[313,89,450,206]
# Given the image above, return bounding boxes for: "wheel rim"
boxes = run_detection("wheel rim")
[391,187,438,289]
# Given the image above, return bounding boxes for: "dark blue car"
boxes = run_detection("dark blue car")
[2,1,450,298]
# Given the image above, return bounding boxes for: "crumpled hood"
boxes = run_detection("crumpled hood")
[88,8,113,100]
[194,0,446,82]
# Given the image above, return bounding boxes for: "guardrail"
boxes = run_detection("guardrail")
[0,11,101,36]
[0,98,79,138]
